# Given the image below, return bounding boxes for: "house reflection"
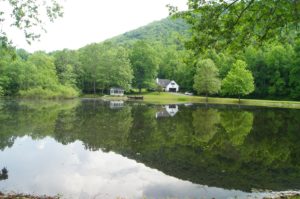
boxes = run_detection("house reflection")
[109,101,124,109]
[155,105,179,118]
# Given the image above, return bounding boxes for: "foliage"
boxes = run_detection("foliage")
[193,58,221,98]
[222,60,255,99]
[0,48,79,98]
[289,39,300,100]
[109,17,189,47]
[0,86,3,97]
[130,41,159,92]
[0,0,63,43]
[171,0,300,53]
[19,86,78,99]
[244,42,297,99]
[52,49,80,87]
[0,101,299,192]
[78,42,133,94]
[0,14,299,100]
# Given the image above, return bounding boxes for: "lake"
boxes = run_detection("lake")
[0,99,299,199]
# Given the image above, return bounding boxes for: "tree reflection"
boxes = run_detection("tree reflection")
[0,167,8,181]
[192,108,220,143]
[0,101,299,192]
[220,110,254,146]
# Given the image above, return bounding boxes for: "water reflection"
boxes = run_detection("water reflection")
[109,100,124,109]
[0,136,266,199]
[0,168,8,181]
[155,104,179,118]
[0,99,299,198]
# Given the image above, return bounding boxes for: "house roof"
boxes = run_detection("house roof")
[157,79,171,87]
[110,87,124,91]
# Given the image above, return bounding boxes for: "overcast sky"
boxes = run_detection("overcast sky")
[7,0,187,52]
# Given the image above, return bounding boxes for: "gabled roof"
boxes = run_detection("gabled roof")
[157,79,171,87]
[110,87,124,91]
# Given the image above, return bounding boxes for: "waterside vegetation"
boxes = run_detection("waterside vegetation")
[0,0,299,105]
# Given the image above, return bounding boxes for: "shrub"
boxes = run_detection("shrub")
[0,86,4,97]
[19,86,79,99]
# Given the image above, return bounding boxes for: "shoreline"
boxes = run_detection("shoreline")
[0,192,299,199]
[99,93,300,109]
[2,93,300,109]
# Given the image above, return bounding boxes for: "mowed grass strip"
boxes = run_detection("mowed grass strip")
[142,92,300,109]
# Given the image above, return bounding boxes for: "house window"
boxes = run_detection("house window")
[171,83,175,85]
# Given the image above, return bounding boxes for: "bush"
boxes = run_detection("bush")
[0,86,3,97]
[19,86,79,99]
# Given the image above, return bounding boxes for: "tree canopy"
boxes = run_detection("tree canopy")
[222,60,255,100]
[193,58,221,99]
[171,0,300,53]
[0,0,63,43]
[130,41,159,92]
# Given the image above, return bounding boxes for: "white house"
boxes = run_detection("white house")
[156,78,179,92]
[110,87,125,96]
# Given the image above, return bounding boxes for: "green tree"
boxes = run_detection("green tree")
[290,40,300,99]
[52,49,80,87]
[171,0,300,53]
[193,59,221,101]
[0,0,63,43]
[265,44,294,97]
[105,46,133,91]
[130,41,158,93]
[222,60,255,102]
[79,43,105,94]
[79,42,133,94]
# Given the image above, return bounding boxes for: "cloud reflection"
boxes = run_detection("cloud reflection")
[0,136,266,199]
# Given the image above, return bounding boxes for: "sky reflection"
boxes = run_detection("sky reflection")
[0,136,267,199]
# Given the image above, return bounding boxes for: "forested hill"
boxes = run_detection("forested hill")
[107,17,190,46]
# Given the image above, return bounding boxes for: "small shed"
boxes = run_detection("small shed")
[110,87,125,96]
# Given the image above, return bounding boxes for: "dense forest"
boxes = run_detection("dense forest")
[0,2,299,100]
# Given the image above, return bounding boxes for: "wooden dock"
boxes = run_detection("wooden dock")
[127,95,144,100]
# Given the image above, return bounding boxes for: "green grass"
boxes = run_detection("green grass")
[79,92,300,109]
[140,92,300,109]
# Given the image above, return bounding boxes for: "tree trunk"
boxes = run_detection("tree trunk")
[206,92,208,103]
[93,80,96,95]
[238,95,241,104]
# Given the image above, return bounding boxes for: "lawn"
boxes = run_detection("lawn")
[140,92,300,109]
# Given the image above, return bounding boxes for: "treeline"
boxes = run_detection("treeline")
[194,40,300,100]
[0,32,190,98]
[0,17,299,100]
[0,45,78,98]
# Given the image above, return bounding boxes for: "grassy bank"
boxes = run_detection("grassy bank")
[78,92,300,109]
[140,92,300,109]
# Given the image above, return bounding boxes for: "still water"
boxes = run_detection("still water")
[0,99,299,199]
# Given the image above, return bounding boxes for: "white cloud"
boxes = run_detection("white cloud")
[5,0,188,52]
